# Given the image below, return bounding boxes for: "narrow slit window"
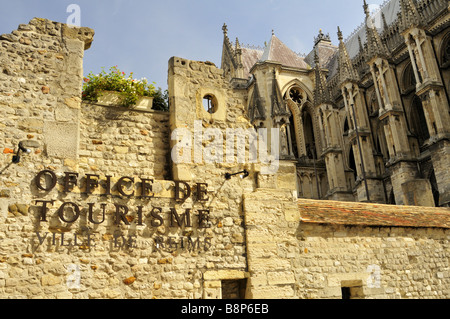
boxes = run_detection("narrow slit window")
[203,95,217,114]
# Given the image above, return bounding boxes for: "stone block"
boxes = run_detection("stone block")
[248,285,295,299]
[204,280,221,288]
[203,270,248,281]
[0,189,10,198]
[203,287,221,299]
[44,121,79,159]
[267,271,295,285]
[55,106,79,122]
[245,229,275,243]
[64,97,81,109]
[248,256,291,271]
[248,247,278,259]
[114,146,129,154]
[245,211,279,226]
[41,274,61,286]
[18,118,44,133]
[276,174,297,191]
[284,208,301,222]
[327,273,368,288]
[401,179,435,207]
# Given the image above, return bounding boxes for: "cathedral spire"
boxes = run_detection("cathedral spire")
[363,0,389,61]
[398,0,423,32]
[271,69,290,120]
[221,23,234,56]
[221,23,245,79]
[382,12,388,31]
[222,23,228,36]
[337,26,359,86]
[249,81,266,125]
[363,0,370,16]
[314,49,332,107]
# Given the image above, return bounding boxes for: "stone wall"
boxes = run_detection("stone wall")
[244,188,300,299]
[0,19,248,299]
[296,223,449,299]
[79,103,171,180]
[1,18,449,300]
[244,191,450,299]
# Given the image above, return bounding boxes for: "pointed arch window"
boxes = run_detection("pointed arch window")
[429,169,440,207]
[289,114,299,159]
[286,86,307,107]
[343,117,351,136]
[369,91,380,116]
[348,147,358,183]
[402,62,418,93]
[410,96,430,147]
[303,111,317,160]
[442,34,450,67]
[445,43,450,64]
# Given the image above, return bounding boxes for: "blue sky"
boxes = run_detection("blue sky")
[0,0,385,90]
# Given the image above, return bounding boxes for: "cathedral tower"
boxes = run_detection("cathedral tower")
[314,50,353,201]
[399,0,450,206]
[337,25,385,203]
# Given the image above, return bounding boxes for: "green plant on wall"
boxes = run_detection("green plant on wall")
[82,66,168,111]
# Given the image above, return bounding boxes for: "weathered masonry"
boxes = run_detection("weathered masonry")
[0,0,450,300]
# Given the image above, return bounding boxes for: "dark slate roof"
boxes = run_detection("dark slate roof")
[345,0,401,59]
[305,40,339,69]
[241,47,263,79]
[298,199,450,229]
[301,0,402,80]
[258,34,310,70]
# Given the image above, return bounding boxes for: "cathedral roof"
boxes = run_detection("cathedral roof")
[241,47,263,79]
[239,33,310,78]
[258,33,310,70]
[323,0,401,80]
[344,0,401,59]
[305,33,339,68]
[226,0,435,81]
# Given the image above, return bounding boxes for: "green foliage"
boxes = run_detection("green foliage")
[152,88,169,112]
[82,66,168,110]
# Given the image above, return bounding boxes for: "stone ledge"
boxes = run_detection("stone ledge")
[298,199,450,229]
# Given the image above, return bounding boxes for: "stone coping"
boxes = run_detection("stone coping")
[298,199,450,229]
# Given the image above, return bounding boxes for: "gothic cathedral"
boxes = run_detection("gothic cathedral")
[221,0,450,207]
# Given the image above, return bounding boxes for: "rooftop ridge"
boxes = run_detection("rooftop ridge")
[241,43,264,51]
[294,51,307,58]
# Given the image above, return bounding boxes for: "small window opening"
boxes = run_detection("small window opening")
[341,287,351,299]
[388,189,396,205]
[221,279,247,299]
[341,280,364,299]
[203,95,217,114]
